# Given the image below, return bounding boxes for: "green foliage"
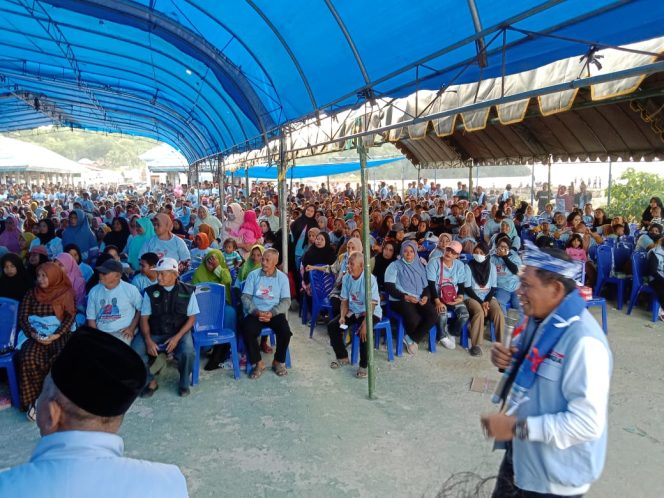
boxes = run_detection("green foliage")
[4,128,156,169]
[606,168,664,221]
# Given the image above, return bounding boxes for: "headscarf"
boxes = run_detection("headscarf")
[191,248,231,303]
[198,223,216,245]
[20,232,37,261]
[372,240,398,287]
[501,218,518,240]
[55,252,86,306]
[127,217,155,271]
[61,209,97,254]
[0,253,30,302]
[195,232,210,250]
[290,206,317,243]
[225,203,244,233]
[37,218,57,245]
[392,240,427,296]
[238,244,264,282]
[302,232,336,273]
[34,261,76,321]
[260,205,280,233]
[103,217,131,252]
[468,241,491,287]
[238,210,262,240]
[0,216,21,253]
[155,213,174,236]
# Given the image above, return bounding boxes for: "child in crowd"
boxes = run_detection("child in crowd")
[606,224,625,241]
[222,238,243,268]
[131,252,159,294]
[565,234,587,262]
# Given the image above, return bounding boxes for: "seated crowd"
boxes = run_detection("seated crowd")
[0,181,661,418]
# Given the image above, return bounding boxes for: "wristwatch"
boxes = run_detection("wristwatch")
[513,419,529,441]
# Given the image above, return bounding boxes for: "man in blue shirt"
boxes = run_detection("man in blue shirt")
[240,248,292,379]
[0,327,188,497]
[327,252,381,378]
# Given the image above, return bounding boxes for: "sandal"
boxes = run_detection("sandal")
[249,364,266,379]
[260,342,274,354]
[140,382,159,398]
[272,362,288,377]
[356,367,368,378]
[26,404,36,422]
[330,358,350,369]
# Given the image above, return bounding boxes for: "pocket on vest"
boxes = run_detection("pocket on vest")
[536,360,562,382]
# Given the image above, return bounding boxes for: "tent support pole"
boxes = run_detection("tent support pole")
[245,166,250,210]
[607,159,612,208]
[219,157,226,229]
[279,133,289,274]
[357,139,375,400]
[547,156,552,204]
[401,162,405,197]
[417,165,421,194]
[327,175,330,195]
[530,163,535,206]
[196,162,200,207]
[475,162,479,192]
[468,160,473,199]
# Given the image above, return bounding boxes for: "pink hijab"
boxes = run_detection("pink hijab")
[239,210,262,240]
[56,252,86,307]
[0,216,21,253]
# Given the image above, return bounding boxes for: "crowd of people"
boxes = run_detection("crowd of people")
[0,180,660,416]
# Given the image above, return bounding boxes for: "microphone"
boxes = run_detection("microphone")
[492,308,521,404]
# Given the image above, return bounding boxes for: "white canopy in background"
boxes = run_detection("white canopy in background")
[0,136,89,175]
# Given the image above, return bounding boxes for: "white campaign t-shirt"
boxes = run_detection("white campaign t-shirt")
[86,281,142,343]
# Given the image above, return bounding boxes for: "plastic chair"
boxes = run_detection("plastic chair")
[308,270,335,338]
[573,260,608,334]
[191,283,240,383]
[626,252,660,322]
[0,298,22,407]
[594,245,630,310]
[350,318,394,364]
[386,304,439,355]
[180,269,195,283]
[245,328,292,375]
[461,320,495,349]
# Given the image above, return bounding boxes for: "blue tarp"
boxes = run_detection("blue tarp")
[227,157,402,180]
[0,1,662,163]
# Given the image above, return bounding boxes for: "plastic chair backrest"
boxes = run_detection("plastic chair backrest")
[180,270,195,283]
[573,261,585,285]
[229,265,238,284]
[421,240,436,253]
[310,270,335,304]
[631,251,647,286]
[0,298,19,351]
[596,245,613,279]
[613,244,632,272]
[194,283,225,333]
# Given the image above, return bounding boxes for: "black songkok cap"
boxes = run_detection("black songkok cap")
[51,326,147,417]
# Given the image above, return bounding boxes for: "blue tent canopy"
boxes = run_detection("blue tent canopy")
[0,1,662,163]
[227,157,402,180]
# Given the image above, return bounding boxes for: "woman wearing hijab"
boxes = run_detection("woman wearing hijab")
[101,217,130,253]
[464,241,504,357]
[139,213,191,272]
[61,209,98,262]
[190,232,211,261]
[55,252,86,308]
[489,218,521,251]
[197,223,219,249]
[19,232,37,262]
[126,217,155,271]
[464,211,481,240]
[238,244,264,283]
[194,206,223,239]
[191,248,238,370]
[372,240,397,291]
[259,220,277,248]
[232,210,263,252]
[302,232,337,290]
[17,261,76,419]
[384,240,438,354]
[63,244,94,282]
[0,215,22,253]
[259,204,280,234]
[290,204,318,269]
[29,219,63,259]
[428,233,452,260]
[0,252,31,302]
[225,203,244,235]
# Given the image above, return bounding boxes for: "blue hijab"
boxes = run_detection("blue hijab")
[394,240,427,296]
[62,208,98,254]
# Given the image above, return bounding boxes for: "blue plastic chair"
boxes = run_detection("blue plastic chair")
[0,298,21,407]
[385,303,438,356]
[180,269,195,283]
[350,318,394,364]
[191,283,240,383]
[308,270,335,338]
[574,261,608,334]
[626,252,660,322]
[461,319,495,349]
[594,245,630,310]
[245,328,292,375]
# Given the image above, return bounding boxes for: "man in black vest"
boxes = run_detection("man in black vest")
[132,258,199,397]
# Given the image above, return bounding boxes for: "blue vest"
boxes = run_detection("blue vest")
[512,309,612,493]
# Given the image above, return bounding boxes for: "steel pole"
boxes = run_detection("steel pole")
[607,160,613,208]
[468,160,473,199]
[195,162,200,207]
[220,157,226,230]
[357,139,375,399]
[279,134,289,273]
[530,163,535,206]
[547,156,552,204]
[245,166,251,210]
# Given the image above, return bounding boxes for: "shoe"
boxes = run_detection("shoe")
[403,336,418,355]
[440,336,456,350]
[26,404,36,423]
[178,387,190,397]
[140,382,159,398]
[659,309,664,321]
[469,346,482,357]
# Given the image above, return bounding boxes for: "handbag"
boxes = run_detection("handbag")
[438,263,458,305]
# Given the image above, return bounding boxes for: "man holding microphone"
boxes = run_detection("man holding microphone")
[481,242,612,497]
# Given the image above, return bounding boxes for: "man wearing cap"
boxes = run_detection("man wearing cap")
[0,327,188,497]
[240,248,292,379]
[426,240,469,349]
[132,257,199,397]
[481,243,612,497]
[86,259,143,345]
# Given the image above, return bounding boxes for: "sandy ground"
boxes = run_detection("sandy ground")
[0,303,663,497]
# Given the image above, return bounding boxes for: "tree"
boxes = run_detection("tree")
[606,168,664,221]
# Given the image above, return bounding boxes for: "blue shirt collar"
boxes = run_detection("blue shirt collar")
[31,431,124,462]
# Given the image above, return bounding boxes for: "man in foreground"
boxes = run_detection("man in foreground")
[481,242,612,497]
[0,326,188,497]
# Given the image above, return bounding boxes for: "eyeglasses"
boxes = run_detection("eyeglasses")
[444,248,459,255]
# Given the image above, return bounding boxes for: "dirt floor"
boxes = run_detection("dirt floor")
[1,302,663,497]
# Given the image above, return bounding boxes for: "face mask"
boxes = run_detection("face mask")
[473,254,486,263]
[652,233,662,242]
